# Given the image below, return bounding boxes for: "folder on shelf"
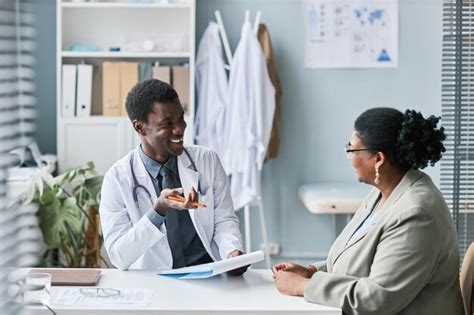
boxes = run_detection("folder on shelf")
[172,66,190,114]
[61,64,77,118]
[119,62,139,116]
[157,251,264,280]
[102,62,121,116]
[152,65,171,84]
[76,64,93,117]
[29,269,101,286]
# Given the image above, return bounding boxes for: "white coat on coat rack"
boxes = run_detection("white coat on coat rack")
[221,16,275,269]
[222,20,276,211]
[195,21,228,160]
[208,10,274,268]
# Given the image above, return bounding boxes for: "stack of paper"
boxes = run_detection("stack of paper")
[157,250,264,279]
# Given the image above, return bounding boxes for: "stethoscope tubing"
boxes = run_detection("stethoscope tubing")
[130,147,199,204]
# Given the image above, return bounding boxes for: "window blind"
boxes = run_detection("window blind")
[441,0,474,261]
[0,0,41,313]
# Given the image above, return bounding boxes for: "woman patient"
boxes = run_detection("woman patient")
[273,108,464,314]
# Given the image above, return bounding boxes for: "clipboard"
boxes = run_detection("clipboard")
[30,269,101,286]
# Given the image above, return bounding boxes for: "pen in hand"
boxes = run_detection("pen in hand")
[166,194,207,208]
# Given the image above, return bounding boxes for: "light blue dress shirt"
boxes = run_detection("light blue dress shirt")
[347,195,381,245]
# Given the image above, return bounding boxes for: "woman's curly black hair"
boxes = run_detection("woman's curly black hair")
[125,79,179,123]
[354,107,446,171]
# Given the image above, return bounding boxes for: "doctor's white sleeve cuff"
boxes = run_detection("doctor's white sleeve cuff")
[146,209,165,228]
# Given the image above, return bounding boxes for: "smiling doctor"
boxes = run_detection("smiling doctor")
[99,79,246,274]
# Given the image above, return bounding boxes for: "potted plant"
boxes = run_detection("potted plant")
[24,161,106,268]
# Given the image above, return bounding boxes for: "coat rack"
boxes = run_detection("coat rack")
[213,10,271,269]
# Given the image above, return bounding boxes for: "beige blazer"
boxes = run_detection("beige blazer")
[460,242,474,315]
[304,170,464,315]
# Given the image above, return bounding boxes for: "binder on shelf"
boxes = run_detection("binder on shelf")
[171,66,189,114]
[139,62,152,82]
[102,62,121,116]
[152,65,171,84]
[76,64,93,117]
[61,64,77,118]
[119,62,139,116]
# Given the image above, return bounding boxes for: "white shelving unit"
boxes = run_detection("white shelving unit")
[61,2,191,8]
[61,51,191,58]
[56,0,196,174]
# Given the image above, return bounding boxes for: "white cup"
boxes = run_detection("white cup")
[23,273,51,304]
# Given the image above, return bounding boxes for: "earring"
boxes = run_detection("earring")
[374,166,380,185]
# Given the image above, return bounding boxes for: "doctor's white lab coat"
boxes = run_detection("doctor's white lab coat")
[222,21,276,210]
[195,22,228,159]
[99,145,243,270]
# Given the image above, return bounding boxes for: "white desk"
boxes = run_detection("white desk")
[29,269,341,315]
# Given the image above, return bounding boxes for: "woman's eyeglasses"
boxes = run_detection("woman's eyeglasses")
[79,288,121,298]
[344,144,376,154]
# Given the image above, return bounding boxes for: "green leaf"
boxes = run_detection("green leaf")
[37,197,82,249]
[39,188,56,205]
[84,176,103,200]
[86,161,95,170]
[43,172,54,187]
[56,187,65,198]
[24,181,38,204]
[55,172,68,186]
[36,177,44,196]
[60,169,77,184]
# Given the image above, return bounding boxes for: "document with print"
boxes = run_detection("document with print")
[53,288,153,307]
[157,250,264,279]
[304,0,399,68]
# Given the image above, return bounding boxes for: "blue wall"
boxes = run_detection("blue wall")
[32,0,56,154]
[35,0,443,264]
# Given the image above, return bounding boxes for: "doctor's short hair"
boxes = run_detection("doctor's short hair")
[354,107,446,171]
[125,79,179,123]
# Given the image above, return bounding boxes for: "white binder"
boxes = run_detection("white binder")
[76,64,93,117]
[61,64,76,117]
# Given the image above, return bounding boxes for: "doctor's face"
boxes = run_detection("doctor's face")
[140,100,186,162]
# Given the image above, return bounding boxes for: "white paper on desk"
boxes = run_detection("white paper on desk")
[157,250,264,279]
[53,288,153,307]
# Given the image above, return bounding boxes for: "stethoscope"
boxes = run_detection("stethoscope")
[130,147,200,208]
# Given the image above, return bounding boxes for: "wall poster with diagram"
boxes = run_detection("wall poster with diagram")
[304,0,399,68]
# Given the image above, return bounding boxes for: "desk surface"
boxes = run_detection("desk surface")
[35,269,341,315]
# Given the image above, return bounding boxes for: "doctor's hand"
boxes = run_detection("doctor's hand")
[273,270,310,297]
[154,187,199,216]
[226,250,249,276]
[271,262,316,279]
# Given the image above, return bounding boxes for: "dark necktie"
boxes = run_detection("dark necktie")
[160,165,193,268]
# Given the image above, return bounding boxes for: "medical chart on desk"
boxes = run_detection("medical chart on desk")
[54,288,153,307]
[157,250,264,279]
[304,0,399,68]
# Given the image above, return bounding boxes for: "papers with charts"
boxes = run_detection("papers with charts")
[157,250,265,279]
[53,288,153,307]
